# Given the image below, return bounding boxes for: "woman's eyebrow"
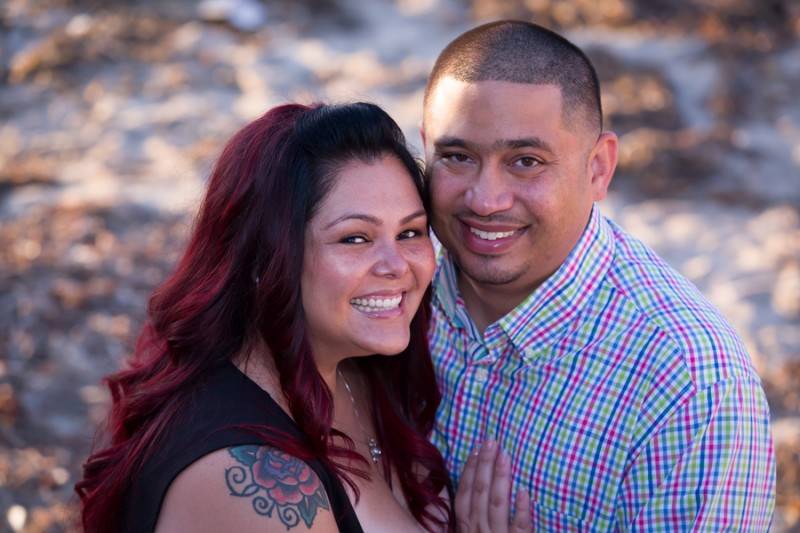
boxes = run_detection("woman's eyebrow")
[323,213,381,229]
[400,210,427,225]
[323,209,426,230]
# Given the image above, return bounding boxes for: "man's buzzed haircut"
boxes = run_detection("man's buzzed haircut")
[425,20,603,134]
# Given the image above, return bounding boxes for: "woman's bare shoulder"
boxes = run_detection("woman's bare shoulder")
[155,445,339,533]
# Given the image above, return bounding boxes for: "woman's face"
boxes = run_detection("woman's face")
[301,154,435,363]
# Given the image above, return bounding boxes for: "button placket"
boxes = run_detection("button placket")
[523,347,537,364]
[467,339,488,363]
[466,340,491,385]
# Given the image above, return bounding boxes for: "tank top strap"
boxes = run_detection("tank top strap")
[123,361,363,532]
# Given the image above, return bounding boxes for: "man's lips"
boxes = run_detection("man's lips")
[459,220,526,254]
[461,219,523,233]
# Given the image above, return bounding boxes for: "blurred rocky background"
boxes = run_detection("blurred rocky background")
[1,0,798,530]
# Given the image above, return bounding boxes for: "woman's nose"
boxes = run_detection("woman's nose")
[372,242,410,278]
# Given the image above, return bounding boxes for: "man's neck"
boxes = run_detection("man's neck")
[457,273,543,335]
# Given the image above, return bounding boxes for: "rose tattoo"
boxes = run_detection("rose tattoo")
[226,445,330,529]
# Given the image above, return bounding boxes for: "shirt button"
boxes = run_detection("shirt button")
[474,367,489,382]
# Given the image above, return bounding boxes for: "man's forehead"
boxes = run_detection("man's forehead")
[426,77,562,109]
[423,77,565,137]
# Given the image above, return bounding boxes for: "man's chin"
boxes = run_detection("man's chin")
[455,257,527,287]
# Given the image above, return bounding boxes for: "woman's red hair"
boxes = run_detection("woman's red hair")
[76,103,453,531]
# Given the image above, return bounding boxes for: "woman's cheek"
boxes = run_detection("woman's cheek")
[404,248,435,286]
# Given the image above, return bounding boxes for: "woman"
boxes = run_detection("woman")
[76,102,453,532]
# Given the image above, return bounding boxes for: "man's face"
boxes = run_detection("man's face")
[423,78,611,298]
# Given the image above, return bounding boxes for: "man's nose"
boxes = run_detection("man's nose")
[372,242,410,279]
[465,165,514,216]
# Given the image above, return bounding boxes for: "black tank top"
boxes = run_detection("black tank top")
[122,361,364,532]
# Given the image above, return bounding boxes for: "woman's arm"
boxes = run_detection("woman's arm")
[156,445,339,532]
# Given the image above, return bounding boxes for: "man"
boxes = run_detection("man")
[422,20,775,530]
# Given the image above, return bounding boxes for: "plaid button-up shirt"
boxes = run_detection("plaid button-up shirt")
[429,205,775,531]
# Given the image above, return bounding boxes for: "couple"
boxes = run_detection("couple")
[77,21,775,532]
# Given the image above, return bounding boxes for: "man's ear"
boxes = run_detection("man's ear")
[419,124,427,153]
[588,131,618,201]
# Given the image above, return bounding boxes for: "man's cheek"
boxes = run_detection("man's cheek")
[430,179,460,210]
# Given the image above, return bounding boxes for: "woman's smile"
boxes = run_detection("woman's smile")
[350,292,405,315]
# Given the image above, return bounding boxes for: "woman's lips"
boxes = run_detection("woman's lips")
[350,293,405,318]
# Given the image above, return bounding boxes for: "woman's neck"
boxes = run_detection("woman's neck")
[232,340,348,414]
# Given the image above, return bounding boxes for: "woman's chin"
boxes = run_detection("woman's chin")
[357,337,410,357]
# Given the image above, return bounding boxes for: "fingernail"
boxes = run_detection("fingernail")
[485,440,496,450]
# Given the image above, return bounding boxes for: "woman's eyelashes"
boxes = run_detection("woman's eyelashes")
[338,226,427,245]
[398,227,428,240]
[340,234,369,244]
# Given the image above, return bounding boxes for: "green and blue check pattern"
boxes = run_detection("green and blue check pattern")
[429,205,775,531]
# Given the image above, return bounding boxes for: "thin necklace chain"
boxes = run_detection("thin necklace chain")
[337,368,383,464]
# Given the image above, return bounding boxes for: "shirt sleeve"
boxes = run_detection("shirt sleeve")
[615,377,775,531]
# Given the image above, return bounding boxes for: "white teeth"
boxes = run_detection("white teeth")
[350,295,403,312]
[469,227,515,241]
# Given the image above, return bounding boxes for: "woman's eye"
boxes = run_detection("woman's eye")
[341,235,368,244]
[398,229,423,240]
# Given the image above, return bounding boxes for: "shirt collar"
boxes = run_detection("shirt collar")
[432,204,616,358]
[431,234,463,328]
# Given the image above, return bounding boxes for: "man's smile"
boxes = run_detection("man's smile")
[459,219,527,255]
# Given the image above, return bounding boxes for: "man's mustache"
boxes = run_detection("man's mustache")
[453,211,529,226]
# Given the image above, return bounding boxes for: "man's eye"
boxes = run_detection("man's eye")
[443,153,472,164]
[341,235,368,244]
[513,156,540,168]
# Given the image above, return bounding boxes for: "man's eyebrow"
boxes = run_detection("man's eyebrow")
[432,136,471,150]
[322,209,426,230]
[495,137,555,154]
[433,136,554,154]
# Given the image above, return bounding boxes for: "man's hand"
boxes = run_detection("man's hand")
[454,441,532,533]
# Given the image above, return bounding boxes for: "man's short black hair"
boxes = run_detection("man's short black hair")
[424,20,602,134]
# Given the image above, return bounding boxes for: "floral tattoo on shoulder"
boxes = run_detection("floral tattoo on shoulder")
[226,445,331,529]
